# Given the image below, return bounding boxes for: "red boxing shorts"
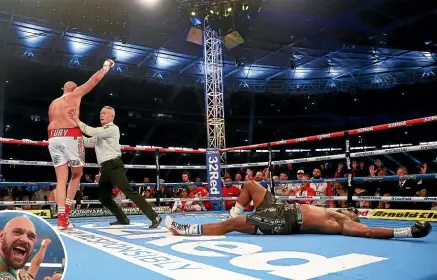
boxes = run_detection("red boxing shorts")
[48,128,85,168]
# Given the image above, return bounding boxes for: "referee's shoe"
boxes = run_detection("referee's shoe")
[150,216,162,228]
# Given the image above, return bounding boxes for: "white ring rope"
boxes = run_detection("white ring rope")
[2,195,436,206]
[1,143,435,170]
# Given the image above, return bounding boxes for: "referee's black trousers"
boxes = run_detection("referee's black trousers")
[98,157,158,222]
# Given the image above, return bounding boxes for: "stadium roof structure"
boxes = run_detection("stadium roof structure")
[0,0,436,94]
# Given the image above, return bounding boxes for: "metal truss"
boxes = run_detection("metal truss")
[9,44,437,95]
[203,18,227,163]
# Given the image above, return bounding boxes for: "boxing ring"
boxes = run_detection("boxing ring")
[0,116,437,280]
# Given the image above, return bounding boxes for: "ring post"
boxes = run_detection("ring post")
[344,131,353,206]
[206,148,223,211]
[268,143,275,193]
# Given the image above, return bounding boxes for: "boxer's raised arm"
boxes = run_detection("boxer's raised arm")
[27,239,51,279]
[71,59,115,97]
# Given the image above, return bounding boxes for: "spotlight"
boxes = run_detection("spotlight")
[210,9,214,14]
[227,7,232,12]
[191,11,196,16]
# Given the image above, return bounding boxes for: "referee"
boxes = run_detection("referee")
[68,106,162,227]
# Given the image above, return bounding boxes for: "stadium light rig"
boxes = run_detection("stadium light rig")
[177,0,264,22]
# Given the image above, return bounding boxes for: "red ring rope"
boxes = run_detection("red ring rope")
[0,115,436,154]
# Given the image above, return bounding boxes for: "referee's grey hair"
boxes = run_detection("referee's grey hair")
[102,106,115,117]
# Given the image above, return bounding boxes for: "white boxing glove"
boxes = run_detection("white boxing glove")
[103,59,115,73]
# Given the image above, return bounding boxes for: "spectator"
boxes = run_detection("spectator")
[142,188,155,206]
[291,174,316,205]
[290,169,305,193]
[356,190,373,209]
[333,182,348,208]
[279,172,291,192]
[310,167,334,207]
[375,159,384,170]
[188,185,211,211]
[12,186,28,200]
[153,179,174,207]
[32,186,50,201]
[84,174,94,183]
[245,169,254,181]
[359,200,372,209]
[181,171,192,194]
[354,160,368,177]
[94,172,101,183]
[21,196,32,211]
[112,186,129,208]
[138,177,151,195]
[222,177,241,210]
[415,188,431,210]
[286,163,293,180]
[334,162,345,178]
[255,170,264,181]
[392,166,417,209]
[416,163,431,203]
[172,189,200,212]
[234,173,243,189]
[4,196,22,210]
[377,193,392,209]
[271,175,281,195]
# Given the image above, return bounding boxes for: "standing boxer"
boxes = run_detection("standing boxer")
[48,59,115,229]
[68,106,162,227]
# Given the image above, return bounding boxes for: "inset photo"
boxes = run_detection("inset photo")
[0,211,66,280]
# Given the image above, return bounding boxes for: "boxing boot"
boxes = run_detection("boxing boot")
[57,213,75,230]
[165,216,201,236]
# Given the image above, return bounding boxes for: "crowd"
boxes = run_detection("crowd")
[1,158,436,212]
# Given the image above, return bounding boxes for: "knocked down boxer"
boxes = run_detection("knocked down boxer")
[48,59,115,229]
[166,180,432,239]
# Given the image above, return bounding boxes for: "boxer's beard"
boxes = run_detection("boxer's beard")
[1,238,31,269]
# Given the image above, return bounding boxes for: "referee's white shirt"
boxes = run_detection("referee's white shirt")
[78,121,121,164]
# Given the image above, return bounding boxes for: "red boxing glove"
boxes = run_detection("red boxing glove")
[112,188,120,196]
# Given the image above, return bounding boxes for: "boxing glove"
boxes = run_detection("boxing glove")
[411,221,432,238]
[103,59,115,73]
[393,221,432,238]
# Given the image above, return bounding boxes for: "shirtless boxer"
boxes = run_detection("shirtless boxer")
[166,180,432,239]
[0,217,36,280]
[48,59,115,229]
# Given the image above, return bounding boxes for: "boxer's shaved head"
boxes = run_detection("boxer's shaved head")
[0,216,36,269]
[63,81,77,93]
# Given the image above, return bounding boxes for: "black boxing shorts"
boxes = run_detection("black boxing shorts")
[256,190,277,211]
[246,202,303,235]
